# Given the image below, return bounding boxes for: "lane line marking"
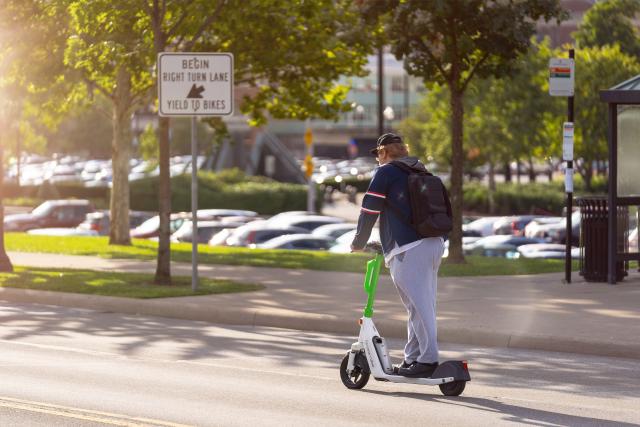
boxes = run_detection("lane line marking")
[0,396,192,427]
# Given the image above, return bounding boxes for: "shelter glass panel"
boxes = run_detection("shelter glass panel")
[617,105,640,197]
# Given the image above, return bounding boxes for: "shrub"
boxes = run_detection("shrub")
[129,169,317,214]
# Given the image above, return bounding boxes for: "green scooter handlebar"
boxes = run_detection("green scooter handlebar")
[362,254,383,318]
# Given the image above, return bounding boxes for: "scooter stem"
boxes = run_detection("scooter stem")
[362,254,383,318]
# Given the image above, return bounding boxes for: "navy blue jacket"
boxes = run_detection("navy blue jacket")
[351,157,424,255]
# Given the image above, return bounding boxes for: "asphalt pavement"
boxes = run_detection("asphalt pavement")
[4,250,640,360]
[0,303,638,426]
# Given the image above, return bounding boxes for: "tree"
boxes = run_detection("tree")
[360,0,566,262]
[2,0,374,283]
[574,0,640,57]
[552,45,640,190]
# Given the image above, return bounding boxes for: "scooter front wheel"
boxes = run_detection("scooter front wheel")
[439,380,466,396]
[340,352,370,389]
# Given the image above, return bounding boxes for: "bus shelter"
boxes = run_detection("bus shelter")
[600,75,640,284]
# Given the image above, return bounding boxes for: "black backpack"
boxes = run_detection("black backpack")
[388,161,453,238]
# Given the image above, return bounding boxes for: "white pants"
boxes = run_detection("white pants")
[389,237,444,364]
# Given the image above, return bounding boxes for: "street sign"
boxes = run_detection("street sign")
[565,167,574,193]
[549,58,574,97]
[158,53,233,117]
[562,122,574,161]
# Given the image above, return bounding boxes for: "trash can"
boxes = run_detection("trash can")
[576,197,628,282]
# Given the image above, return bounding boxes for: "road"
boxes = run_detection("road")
[0,302,638,427]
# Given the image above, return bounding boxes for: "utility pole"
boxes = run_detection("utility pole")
[565,48,575,284]
[377,46,384,137]
[304,121,315,213]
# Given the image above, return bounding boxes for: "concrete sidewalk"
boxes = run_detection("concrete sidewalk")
[3,251,640,360]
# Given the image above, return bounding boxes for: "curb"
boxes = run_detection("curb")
[2,287,639,360]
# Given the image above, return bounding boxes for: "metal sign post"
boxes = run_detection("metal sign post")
[549,50,575,284]
[304,123,315,213]
[158,52,234,291]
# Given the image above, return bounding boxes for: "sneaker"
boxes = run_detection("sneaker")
[397,362,439,378]
[392,360,415,374]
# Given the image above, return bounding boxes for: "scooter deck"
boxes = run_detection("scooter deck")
[373,374,456,385]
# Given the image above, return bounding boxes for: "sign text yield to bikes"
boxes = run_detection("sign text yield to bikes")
[158,53,233,117]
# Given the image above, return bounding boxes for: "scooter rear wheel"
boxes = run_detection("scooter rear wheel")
[439,380,466,396]
[340,352,370,389]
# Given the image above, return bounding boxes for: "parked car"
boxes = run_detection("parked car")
[256,234,334,250]
[267,215,344,231]
[77,211,153,236]
[311,223,357,240]
[130,214,189,239]
[524,216,564,238]
[492,215,545,236]
[463,235,544,257]
[195,209,258,220]
[329,228,381,253]
[4,200,95,232]
[526,211,581,245]
[516,243,580,259]
[225,221,309,247]
[171,220,245,244]
[462,217,502,237]
[267,211,315,223]
[27,228,98,237]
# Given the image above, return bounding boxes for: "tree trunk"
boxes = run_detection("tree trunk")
[504,161,512,183]
[528,157,536,183]
[0,139,14,272]
[583,161,593,193]
[516,160,521,184]
[488,159,496,215]
[109,66,133,246]
[154,116,172,285]
[447,87,465,263]
[151,5,171,285]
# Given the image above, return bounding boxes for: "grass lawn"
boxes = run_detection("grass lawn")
[6,233,579,276]
[0,266,263,298]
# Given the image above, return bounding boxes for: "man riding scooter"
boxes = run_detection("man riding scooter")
[350,133,448,378]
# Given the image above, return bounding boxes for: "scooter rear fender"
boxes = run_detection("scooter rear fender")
[432,360,471,382]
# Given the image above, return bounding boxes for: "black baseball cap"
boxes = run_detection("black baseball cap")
[370,133,404,155]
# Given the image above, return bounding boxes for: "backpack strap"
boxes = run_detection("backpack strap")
[389,160,432,176]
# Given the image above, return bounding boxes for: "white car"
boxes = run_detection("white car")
[27,228,98,237]
[329,228,380,253]
[463,217,502,237]
[256,234,334,250]
[267,215,344,232]
[311,223,357,240]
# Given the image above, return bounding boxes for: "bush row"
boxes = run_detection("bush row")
[322,174,607,216]
[3,169,318,215]
[129,173,315,214]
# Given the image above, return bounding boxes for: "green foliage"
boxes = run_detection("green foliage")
[463,182,566,215]
[401,39,564,174]
[360,1,566,91]
[574,0,640,57]
[462,178,608,215]
[558,45,640,188]
[129,169,313,214]
[5,234,576,276]
[0,266,262,298]
[139,124,158,161]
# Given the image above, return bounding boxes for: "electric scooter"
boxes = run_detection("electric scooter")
[340,243,470,396]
